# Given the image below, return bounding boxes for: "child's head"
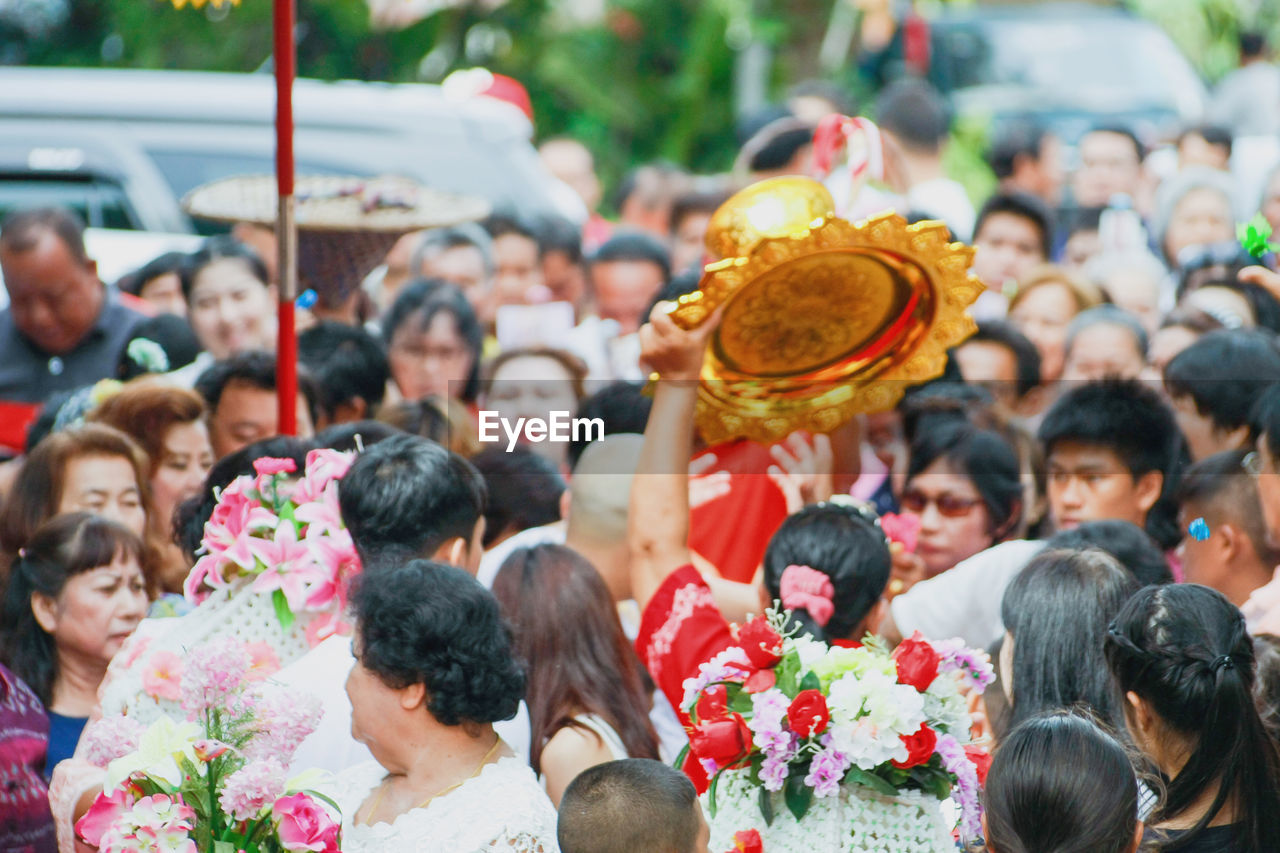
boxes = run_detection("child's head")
[557,759,709,853]
[983,712,1141,853]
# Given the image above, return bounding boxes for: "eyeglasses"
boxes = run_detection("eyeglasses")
[1244,451,1265,478]
[899,491,984,518]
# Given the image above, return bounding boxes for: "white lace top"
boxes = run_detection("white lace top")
[334,755,560,853]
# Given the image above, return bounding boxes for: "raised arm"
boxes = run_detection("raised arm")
[628,301,722,610]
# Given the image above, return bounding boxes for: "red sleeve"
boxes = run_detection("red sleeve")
[635,564,735,793]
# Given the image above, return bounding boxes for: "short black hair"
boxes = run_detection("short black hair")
[381,279,484,402]
[1165,329,1280,434]
[1177,449,1277,565]
[116,251,188,297]
[298,321,390,420]
[1046,519,1173,586]
[747,123,814,172]
[557,759,700,853]
[117,314,201,381]
[1067,205,1105,237]
[193,350,321,430]
[1039,378,1184,548]
[669,190,730,237]
[352,560,524,725]
[1179,123,1234,158]
[312,420,402,453]
[1256,384,1280,459]
[644,267,702,324]
[591,230,672,283]
[0,206,88,265]
[906,422,1024,540]
[539,215,583,264]
[1084,124,1144,162]
[875,78,951,153]
[988,122,1050,181]
[469,447,566,548]
[964,320,1043,398]
[182,234,270,299]
[337,433,487,570]
[974,191,1053,260]
[1241,31,1267,58]
[566,382,652,469]
[483,211,542,249]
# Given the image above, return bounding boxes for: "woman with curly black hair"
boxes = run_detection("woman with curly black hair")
[335,560,558,853]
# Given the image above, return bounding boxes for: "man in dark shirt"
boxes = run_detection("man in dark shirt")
[0,209,144,443]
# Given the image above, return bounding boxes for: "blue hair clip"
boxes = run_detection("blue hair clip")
[1188,517,1210,542]
[295,289,318,309]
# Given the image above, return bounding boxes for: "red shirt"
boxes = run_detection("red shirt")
[689,440,789,583]
[635,564,736,791]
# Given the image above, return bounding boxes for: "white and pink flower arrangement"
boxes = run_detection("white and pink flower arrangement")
[682,610,994,853]
[76,638,341,853]
[185,449,360,645]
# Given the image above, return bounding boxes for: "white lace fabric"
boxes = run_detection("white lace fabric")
[334,755,560,853]
[705,767,956,853]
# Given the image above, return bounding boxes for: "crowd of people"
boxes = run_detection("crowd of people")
[6,47,1280,852]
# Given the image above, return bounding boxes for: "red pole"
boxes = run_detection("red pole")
[274,0,298,436]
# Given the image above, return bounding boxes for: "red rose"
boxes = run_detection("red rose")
[738,616,783,669]
[786,689,830,738]
[891,724,938,769]
[892,631,941,692]
[695,685,729,721]
[690,713,753,768]
[731,828,764,853]
[964,744,992,786]
[743,669,777,694]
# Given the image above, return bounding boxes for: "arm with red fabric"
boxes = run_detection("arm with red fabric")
[628,301,733,790]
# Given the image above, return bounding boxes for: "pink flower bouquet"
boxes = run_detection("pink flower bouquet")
[77,638,341,853]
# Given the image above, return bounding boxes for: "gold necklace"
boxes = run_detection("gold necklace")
[360,738,503,826]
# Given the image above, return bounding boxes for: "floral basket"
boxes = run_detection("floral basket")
[100,449,360,724]
[681,611,993,853]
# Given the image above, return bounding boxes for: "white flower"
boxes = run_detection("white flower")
[787,635,828,672]
[105,716,201,791]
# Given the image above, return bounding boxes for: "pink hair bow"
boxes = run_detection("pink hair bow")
[779,564,835,628]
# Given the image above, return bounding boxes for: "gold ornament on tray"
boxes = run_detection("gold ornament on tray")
[667,176,981,445]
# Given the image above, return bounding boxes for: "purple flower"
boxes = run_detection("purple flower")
[181,642,251,714]
[760,753,790,792]
[244,690,322,763]
[804,745,849,799]
[935,639,996,691]
[936,733,983,841]
[749,690,793,753]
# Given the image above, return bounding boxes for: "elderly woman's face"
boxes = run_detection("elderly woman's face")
[345,650,417,764]
[33,553,148,667]
[388,311,474,402]
[1165,188,1234,266]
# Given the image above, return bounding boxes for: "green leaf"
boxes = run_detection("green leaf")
[272,589,295,631]
[213,842,237,853]
[799,670,821,693]
[774,651,801,695]
[758,785,775,827]
[707,770,722,819]
[674,743,690,772]
[784,772,813,821]
[1239,213,1277,259]
[728,690,753,714]
[843,765,899,798]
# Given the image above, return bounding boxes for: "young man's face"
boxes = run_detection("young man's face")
[1047,440,1162,532]
[972,212,1045,291]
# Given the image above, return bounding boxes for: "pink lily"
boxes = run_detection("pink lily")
[250,522,327,612]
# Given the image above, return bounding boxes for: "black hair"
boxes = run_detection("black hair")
[116,314,202,381]
[336,433,487,571]
[1255,383,1280,459]
[193,350,321,432]
[539,215,583,265]
[181,234,270,300]
[906,422,1023,541]
[557,759,701,853]
[590,230,672,283]
[974,191,1054,260]
[116,251,188,297]
[483,212,542,249]
[297,321,390,420]
[1045,520,1173,587]
[1085,124,1145,163]
[1178,123,1233,158]
[748,125,815,172]
[1105,584,1280,851]
[351,559,524,725]
[1165,329,1280,434]
[1241,31,1267,59]
[644,267,702,324]
[669,190,731,237]
[1066,205,1105,237]
[0,207,87,265]
[1253,634,1280,744]
[173,435,312,561]
[898,382,996,446]
[469,447,566,548]
[0,512,146,706]
[311,420,402,454]
[987,122,1050,181]
[566,382,652,469]
[1176,449,1280,568]
[381,278,484,403]
[875,78,951,153]
[969,320,1042,398]
[1001,549,1140,731]
[761,503,890,641]
[983,712,1139,853]
[1038,378,1185,549]
[1065,305,1149,362]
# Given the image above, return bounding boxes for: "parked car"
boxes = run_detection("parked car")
[0,66,564,233]
[868,3,1207,144]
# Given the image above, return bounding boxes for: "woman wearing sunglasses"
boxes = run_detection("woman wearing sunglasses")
[899,421,1024,579]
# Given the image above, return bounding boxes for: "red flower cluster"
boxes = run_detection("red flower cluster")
[786,690,829,738]
[728,828,763,853]
[892,631,941,692]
